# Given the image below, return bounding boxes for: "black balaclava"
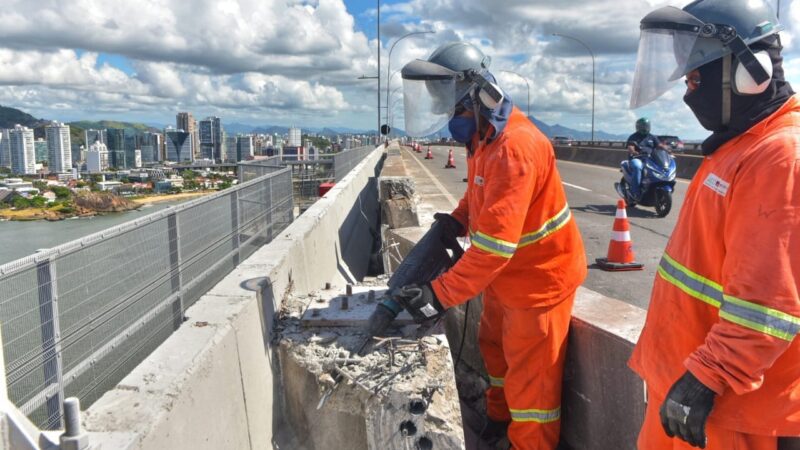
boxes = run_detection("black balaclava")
[683,35,794,155]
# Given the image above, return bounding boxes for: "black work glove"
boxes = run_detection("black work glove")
[434,212,465,239]
[394,283,446,323]
[660,371,717,448]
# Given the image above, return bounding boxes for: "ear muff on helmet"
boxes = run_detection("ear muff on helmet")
[732,51,773,95]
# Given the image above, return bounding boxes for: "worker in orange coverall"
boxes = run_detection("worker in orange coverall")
[393,41,587,450]
[628,0,800,448]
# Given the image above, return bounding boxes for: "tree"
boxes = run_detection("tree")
[13,197,31,209]
[218,181,232,190]
[51,186,71,199]
[30,196,47,208]
[32,180,48,191]
[181,169,198,179]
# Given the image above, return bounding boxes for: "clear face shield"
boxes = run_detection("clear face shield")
[629,6,711,109]
[401,59,474,137]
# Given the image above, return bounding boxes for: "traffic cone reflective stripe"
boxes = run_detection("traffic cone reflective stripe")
[596,199,643,271]
[445,148,456,168]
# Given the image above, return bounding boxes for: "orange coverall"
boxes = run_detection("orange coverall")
[431,107,587,449]
[629,95,800,448]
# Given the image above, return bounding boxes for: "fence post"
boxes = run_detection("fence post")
[167,212,183,325]
[230,190,240,266]
[36,259,64,429]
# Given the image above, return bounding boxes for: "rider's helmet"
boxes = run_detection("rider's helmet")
[635,117,651,134]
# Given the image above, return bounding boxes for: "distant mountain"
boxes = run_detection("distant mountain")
[0,105,47,129]
[223,122,377,136]
[528,116,629,141]
[68,120,156,132]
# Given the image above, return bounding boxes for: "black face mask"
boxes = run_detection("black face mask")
[683,36,795,155]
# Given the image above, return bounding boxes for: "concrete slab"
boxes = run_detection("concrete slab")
[300,286,415,327]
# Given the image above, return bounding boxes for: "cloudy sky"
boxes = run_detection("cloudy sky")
[0,0,797,138]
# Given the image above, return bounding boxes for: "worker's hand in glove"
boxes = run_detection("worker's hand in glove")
[434,212,465,239]
[660,371,717,448]
[395,283,446,323]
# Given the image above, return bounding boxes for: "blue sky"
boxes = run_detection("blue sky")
[0,0,796,140]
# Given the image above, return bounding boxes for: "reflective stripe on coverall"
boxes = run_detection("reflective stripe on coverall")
[629,95,800,445]
[431,107,587,449]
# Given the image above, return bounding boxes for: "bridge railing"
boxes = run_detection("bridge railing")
[0,168,293,430]
[238,145,377,186]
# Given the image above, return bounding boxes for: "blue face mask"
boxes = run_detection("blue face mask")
[448,115,477,143]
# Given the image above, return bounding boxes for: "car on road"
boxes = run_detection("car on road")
[551,136,574,146]
[658,135,685,153]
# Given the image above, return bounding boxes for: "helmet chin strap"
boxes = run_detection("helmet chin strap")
[722,53,732,127]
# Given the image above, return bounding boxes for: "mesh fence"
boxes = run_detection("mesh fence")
[0,168,293,429]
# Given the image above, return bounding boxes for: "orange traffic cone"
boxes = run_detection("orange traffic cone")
[445,148,456,168]
[596,199,643,271]
[425,146,434,159]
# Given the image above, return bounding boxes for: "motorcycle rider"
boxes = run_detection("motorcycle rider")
[628,0,800,448]
[394,41,587,449]
[625,117,666,200]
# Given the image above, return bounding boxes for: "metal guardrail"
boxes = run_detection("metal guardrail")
[238,145,377,188]
[0,168,294,430]
[564,140,703,154]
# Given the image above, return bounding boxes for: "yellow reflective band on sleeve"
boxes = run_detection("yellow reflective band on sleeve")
[509,406,561,423]
[470,231,517,258]
[488,375,504,388]
[658,252,800,342]
[721,294,800,342]
[518,204,572,248]
[657,253,723,308]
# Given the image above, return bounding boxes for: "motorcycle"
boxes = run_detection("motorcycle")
[615,147,677,217]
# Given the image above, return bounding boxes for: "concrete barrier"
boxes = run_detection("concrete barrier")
[83,145,387,449]
[554,145,704,180]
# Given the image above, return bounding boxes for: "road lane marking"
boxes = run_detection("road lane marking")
[562,182,591,192]
[404,148,459,208]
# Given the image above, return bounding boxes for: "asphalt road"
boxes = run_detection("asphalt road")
[407,145,691,309]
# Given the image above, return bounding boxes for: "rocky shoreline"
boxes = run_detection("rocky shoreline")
[1,192,140,222]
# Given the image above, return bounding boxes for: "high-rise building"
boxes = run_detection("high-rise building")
[86,141,109,173]
[34,139,48,162]
[238,135,254,161]
[0,129,10,169]
[106,128,126,168]
[140,132,162,163]
[134,149,142,168]
[176,112,199,159]
[9,125,36,175]
[224,135,237,163]
[85,129,107,147]
[164,127,193,162]
[199,117,223,161]
[288,126,302,147]
[45,121,72,173]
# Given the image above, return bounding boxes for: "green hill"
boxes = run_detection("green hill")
[0,105,46,129]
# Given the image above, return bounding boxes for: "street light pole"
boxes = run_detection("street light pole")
[552,33,595,142]
[385,30,435,131]
[499,70,531,118]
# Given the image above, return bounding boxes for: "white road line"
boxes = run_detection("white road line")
[404,148,459,208]
[562,182,591,192]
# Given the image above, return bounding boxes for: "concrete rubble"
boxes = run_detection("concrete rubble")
[273,277,465,450]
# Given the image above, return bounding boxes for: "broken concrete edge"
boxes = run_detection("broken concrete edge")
[80,145,386,450]
[277,285,465,450]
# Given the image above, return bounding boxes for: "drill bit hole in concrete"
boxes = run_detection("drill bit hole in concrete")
[409,399,427,415]
[416,436,433,450]
[399,420,417,436]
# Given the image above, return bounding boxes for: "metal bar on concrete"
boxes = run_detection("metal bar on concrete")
[35,259,64,429]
